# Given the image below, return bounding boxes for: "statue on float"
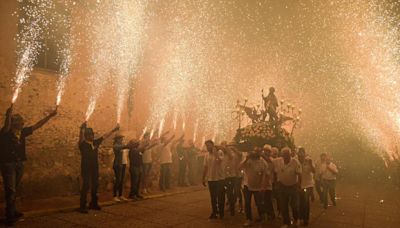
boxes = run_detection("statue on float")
[232,87,301,151]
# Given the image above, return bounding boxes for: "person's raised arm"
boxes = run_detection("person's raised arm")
[2,104,13,133]
[79,121,87,144]
[163,134,176,146]
[102,124,120,140]
[31,108,57,131]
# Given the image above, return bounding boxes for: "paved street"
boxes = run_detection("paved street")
[5,182,400,228]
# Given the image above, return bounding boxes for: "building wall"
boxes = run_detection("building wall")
[0,1,153,199]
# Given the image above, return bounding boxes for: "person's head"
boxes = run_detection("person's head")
[325,155,332,164]
[11,114,24,131]
[281,147,291,162]
[251,146,262,158]
[84,128,95,142]
[113,134,124,144]
[263,144,272,156]
[298,147,306,162]
[205,140,215,153]
[320,153,327,162]
[143,132,150,140]
[269,87,275,94]
[271,147,279,158]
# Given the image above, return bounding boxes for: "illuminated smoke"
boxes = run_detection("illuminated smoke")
[13,0,56,103]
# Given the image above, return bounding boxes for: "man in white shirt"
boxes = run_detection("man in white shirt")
[298,148,315,226]
[221,142,240,216]
[275,147,302,228]
[240,147,268,226]
[202,140,225,219]
[321,155,338,209]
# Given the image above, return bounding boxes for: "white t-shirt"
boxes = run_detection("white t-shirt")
[274,157,302,186]
[243,158,269,191]
[143,143,160,164]
[160,144,173,164]
[321,162,338,180]
[301,159,315,188]
[121,149,129,165]
[204,150,225,181]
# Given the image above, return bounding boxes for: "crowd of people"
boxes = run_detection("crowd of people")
[0,104,339,227]
[202,141,339,227]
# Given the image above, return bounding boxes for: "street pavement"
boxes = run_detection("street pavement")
[4,182,400,228]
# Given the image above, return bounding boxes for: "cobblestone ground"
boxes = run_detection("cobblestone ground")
[5,182,400,228]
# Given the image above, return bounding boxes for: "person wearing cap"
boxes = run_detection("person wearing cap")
[262,87,279,122]
[112,133,130,202]
[0,104,57,225]
[298,147,315,226]
[78,121,119,213]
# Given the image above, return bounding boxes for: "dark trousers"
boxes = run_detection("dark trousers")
[129,165,143,197]
[177,160,187,186]
[299,187,312,223]
[234,177,243,209]
[208,180,225,217]
[264,189,275,219]
[322,179,336,208]
[80,166,99,209]
[243,185,264,220]
[113,164,126,197]
[0,162,24,220]
[225,177,236,215]
[272,182,281,214]
[315,180,323,201]
[159,163,171,191]
[280,184,299,225]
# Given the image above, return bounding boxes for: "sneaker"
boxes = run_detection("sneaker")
[143,188,148,194]
[119,196,128,201]
[208,214,218,219]
[243,220,252,226]
[113,197,121,202]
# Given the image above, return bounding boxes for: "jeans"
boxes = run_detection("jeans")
[280,184,299,225]
[208,180,225,217]
[0,162,24,220]
[322,179,336,208]
[80,166,99,209]
[315,179,323,201]
[129,166,143,197]
[177,160,187,186]
[113,164,126,197]
[225,177,236,215]
[299,187,312,223]
[159,163,171,191]
[243,185,264,220]
[142,163,152,189]
[272,181,281,214]
[264,189,275,219]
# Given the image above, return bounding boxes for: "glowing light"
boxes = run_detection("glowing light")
[158,118,165,137]
[172,111,178,131]
[140,126,148,140]
[193,119,199,142]
[85,98,96,121]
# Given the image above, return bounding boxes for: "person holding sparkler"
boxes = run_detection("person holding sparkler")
[0,104,57,225]
[78,121,119,213]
